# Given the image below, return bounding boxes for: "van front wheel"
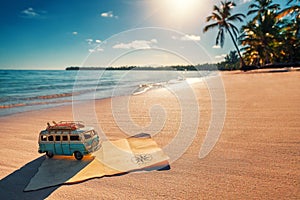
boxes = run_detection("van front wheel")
[74,151,83,160]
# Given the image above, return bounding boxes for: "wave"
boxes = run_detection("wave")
[132,84,153,95]
[132,78,185,95]
[0,71,204,114]
[0,99,73,109]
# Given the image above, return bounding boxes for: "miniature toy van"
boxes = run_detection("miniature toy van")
[38,121,100,160]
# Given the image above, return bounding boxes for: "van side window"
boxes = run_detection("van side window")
[55,135,61,141]
[41,135,47,141]
[62,135,68,141]
[70,135,80,141]
[48,135,54,141]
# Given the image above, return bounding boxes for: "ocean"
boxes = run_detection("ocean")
[0,70,210,117]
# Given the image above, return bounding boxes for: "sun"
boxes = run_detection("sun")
[150,0,204,27]
[166,0,199,14]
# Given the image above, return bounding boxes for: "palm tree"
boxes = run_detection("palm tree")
[275,0,300,62]
[203,0,246,67]
[275,19,300,62]
[239,22,264,65]
[276,0,300,20]
[277,0,300,61]
[225,50,239,64]
[247,0,280,22]
[240,0,281,66]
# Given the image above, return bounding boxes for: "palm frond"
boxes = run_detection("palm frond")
[247,9,259,16]
[206,15,214,22]
[206,12,222,22]
[216,28,225,48]
[228,13,246,22]
[227,23,239,40]
[220,29,225,47]
[216,31,220,46]
[220,1,225,8]
[248,4,259,9]
[267,4,280,11]
[203,22,219,33]
[212,12,222,21]
[230,1,236,7]
[225,1,235,8]
[213,5,220,13]
[286,0,299,5]
[276,5,300,19]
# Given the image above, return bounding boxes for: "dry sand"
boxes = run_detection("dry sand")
[0,69,299,199]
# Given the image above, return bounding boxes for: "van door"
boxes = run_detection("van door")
[61,134,71,155]
[54,135,63,154]
[46,134,55,154]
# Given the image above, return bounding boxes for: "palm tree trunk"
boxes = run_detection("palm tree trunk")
[226,28,246,68]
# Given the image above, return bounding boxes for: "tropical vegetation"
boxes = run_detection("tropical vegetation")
[217,50,240,70]
[204,0,300,71]
[203,1,246,67]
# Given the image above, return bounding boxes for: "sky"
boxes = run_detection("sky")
[0,0,290,69]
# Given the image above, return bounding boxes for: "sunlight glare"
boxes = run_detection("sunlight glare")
[150,0,205,28]
[167,0,199,14]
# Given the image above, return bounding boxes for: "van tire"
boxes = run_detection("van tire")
[74,151,83,160]
[46,151,54,158]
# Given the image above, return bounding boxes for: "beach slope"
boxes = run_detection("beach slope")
[0,70,299,199]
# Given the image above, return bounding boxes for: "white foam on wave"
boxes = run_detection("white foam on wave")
[132,77,204,96]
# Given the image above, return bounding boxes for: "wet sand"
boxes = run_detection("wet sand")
[0,69,299,199]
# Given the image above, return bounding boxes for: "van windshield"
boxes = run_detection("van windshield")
[83,131,93,140]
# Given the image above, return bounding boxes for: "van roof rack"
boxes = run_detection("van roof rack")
[47,121,85,131]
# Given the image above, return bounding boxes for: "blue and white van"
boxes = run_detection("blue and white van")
[38,121,100,160]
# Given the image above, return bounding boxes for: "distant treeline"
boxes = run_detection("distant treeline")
[65,64,219,71]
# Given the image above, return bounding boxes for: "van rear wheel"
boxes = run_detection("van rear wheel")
[46,151,54,158]
[74,151,83,160]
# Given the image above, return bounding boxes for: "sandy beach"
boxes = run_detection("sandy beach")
[0,69,299,199]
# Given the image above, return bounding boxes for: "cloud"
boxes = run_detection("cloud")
[181,34,201,41]
[21,7,47,18]
[239,0,251,4]
[21,7,39,18]
[72,32,78,35]
[88,47,103,53]
[172,34,201,41]
[101,11,118,19]
[215,54,227,59]
[113,39,157,50]
[212,45,221,49]
[86,39,103,53]
[96,47,104,52]
[86,38,93,45]
[150,39,158,43]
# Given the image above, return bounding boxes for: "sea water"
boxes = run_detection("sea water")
[0,70,211,117]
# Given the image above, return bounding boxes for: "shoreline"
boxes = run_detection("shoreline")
[0,70,299,199]
[0,76,204,118]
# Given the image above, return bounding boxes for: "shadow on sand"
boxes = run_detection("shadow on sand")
[0,154,170,199]
[0,156,59,200]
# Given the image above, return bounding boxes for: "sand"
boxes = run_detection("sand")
[0,69,299,199]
